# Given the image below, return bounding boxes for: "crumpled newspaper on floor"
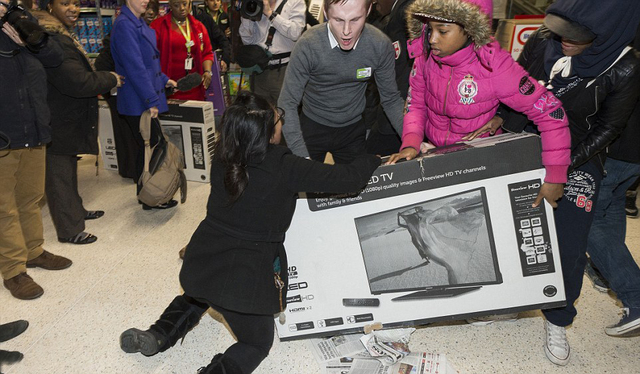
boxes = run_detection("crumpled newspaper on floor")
[360,327,414,365]
[307,328,458,374]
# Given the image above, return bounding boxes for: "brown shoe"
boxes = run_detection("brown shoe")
[26,250,72,270]
[3,273,44,300]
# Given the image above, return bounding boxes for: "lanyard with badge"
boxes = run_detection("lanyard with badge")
[174,18,195,73]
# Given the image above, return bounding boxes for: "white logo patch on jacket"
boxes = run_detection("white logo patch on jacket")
[458,74,478,105]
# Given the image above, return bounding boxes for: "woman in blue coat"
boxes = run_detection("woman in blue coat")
[111,0,177,209]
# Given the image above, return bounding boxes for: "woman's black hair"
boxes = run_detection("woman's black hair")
[215,90,276,203]
[147,0,160,15]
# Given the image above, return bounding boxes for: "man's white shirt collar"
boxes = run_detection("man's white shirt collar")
[327,23,361,50]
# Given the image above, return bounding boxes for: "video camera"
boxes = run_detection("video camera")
[0,3,48,52]
[235,0,263,22]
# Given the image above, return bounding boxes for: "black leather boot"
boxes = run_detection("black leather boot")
[120,295,207,356]
[197,354,244,374]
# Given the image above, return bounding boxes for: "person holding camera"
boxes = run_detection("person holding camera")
[238,0,305,104]
[278,0,403,163]
[1,0,73,300]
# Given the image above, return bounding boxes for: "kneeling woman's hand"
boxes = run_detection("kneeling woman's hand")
[386,147,418,165]
[532,182,564,208]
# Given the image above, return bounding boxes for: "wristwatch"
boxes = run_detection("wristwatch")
[203,70,212,75]
[269,12,278,21]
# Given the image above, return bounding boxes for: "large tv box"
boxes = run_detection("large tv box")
[276,133,566,340]
[159,100,216,183]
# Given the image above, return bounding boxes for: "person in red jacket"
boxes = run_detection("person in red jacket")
[150,0,214,100]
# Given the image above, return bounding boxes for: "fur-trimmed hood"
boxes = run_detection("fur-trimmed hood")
[30,9,73,38]
[31,9,92,66]
[407,0,493,47]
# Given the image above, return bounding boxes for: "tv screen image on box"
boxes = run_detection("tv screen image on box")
[162,124,187,169]
[354,188,502,300]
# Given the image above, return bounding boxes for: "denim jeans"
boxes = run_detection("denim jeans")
[586,158,640,309]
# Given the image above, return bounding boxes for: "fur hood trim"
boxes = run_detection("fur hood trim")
[406,0,492,47]
[31,9,72,38]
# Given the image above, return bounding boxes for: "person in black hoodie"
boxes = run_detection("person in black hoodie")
[496,0,640,366]
[364,0,414,156]
[1,1,73,301]
[583,24,640,339]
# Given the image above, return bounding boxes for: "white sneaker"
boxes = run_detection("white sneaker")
[544,320,570,366]
[466,313,519,326]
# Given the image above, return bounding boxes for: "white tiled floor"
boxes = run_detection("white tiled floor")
[1,157,639,374]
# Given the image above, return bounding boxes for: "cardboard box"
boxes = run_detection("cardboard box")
[495,18,543,60]
[97,100,119,171]
[493,0,508,19]
[159,100,216,183]
[276,133,566,340]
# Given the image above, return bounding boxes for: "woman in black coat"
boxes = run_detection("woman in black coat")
[119,91,381,374]
[33,1,120,244]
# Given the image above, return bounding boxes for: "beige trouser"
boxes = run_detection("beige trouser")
[0,146,46,280]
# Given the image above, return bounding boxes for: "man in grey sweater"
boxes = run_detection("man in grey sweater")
[278,0,404,163]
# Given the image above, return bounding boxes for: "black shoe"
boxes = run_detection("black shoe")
[84,210,105,220]
[122,295,207,358]
[58,232,97,245]
[0,349,24,366]
[626,190,638,217]
[120,328,161,356]
[0,320,28,343]
[142,199,178,210]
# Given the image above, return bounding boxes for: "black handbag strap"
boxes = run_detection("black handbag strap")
[265,0,288,49]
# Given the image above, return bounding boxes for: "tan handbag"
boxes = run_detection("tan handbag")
[137,110,187,207]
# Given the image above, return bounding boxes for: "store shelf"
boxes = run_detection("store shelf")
[80,7,115,14]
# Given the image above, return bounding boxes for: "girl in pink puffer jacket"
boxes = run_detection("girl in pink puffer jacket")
[388,0,571,206]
